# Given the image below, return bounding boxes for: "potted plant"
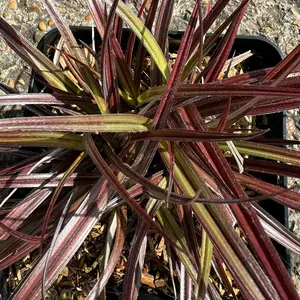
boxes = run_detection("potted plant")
[1,0,300,299]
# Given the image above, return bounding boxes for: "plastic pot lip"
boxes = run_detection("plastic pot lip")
[36,26,284,57]
[33,26,285,90]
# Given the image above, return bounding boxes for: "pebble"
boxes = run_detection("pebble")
[57,7,66,13]
[269,22,276,30]
[15,14,22,22]
[293,20,300,26]
[7,79,14,88]
[85,12,91,21]
[291,7,300,20]
[30,5,41,13]
[48,19,55,27]
[38,21,47,32]
[287,118,296,137]
[18,79,25,85]
[8,0,17,9]
[294,130,300,141]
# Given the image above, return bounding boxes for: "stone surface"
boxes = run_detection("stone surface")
[0,0,93,96]
[0,0,299,96]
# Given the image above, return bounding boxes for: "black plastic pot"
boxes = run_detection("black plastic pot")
[25,27,288,298]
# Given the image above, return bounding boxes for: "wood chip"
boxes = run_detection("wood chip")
[56,274,64,284]
[21,254,30,263]
[162,247,168,264]
[155,278,166,288]
[59,289,73,299]
[60,267,69,277]
[141,272,155,288]
[16,265,21,281]
[169,53,177,59]
[77,254,85,269]
[90,230,100,238]
[90,253,104,271]
[155,237,165,256]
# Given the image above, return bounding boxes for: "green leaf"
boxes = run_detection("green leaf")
[0,132,83,150]
[157,206,198,282]
[41,0,109,113]
[0,115,152,133]
[198,230,213,299]
[218,141,300,165]
[158,141,276,298]
[103,0,170,80]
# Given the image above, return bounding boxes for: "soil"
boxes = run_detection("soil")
[0,0,300,295]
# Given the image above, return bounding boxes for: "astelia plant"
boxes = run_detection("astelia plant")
[1,0,300,299]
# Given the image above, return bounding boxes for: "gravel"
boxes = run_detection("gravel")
[0,0,300,294]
